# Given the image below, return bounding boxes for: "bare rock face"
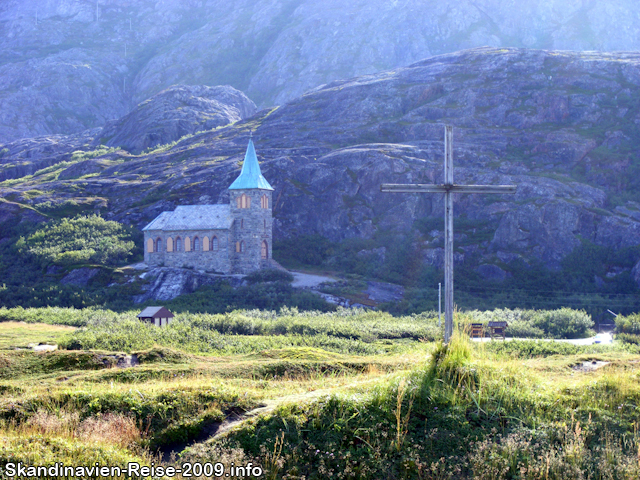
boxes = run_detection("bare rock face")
[4,1,640,141]
[1,48,640,276]
[633,261,640,288]
[477,264,508,283]
[95,85,257,154]
[60,268,99,286]
[134,267,242,303]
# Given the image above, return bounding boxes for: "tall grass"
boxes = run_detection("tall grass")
[56,307,443,355]
[201,324,640,479]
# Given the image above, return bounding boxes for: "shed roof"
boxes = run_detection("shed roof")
[228,139,273,191]
[142,205,232,231]
[137,306,174,319]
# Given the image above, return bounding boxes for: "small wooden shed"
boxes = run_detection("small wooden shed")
[137,306,174,327]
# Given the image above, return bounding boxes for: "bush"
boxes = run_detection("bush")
[538,308,594,339]
[469,308,594,339]
[0,306,109,327]
[244,268,294,284]
[616,332,640,345]
[615,313,640,335]
[17,214,137,267]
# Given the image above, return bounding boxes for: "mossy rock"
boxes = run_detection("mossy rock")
[133,346,192,364]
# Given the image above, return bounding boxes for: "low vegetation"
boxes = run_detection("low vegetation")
[0,306,639,478]
[468,307,595,339]
[16,214,137,267]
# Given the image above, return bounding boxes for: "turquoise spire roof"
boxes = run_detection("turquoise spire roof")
[228,139,273,191]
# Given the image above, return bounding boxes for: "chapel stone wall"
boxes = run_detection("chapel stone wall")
[144,229,231,273]
[229,189,273,274]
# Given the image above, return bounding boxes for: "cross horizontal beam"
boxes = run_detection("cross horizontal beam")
[380,184,517,194]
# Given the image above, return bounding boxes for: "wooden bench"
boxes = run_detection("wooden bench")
[470,323,484,338]
[487,321,508,340]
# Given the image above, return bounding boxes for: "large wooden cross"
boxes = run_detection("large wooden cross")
[381,126,517,343]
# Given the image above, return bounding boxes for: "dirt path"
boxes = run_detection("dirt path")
[291,271,338,288]
[209,375,383,442]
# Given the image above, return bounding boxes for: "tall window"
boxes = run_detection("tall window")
[166,237,174,252]
[176,237,182,252]
[147,239,154,253]
[261,195,269,209]
[236,241,245,253]
[156,238,162,252]
[261,241,268,259]
[237,194,251,209]
[212,236,219,251]
[193,237,200,251]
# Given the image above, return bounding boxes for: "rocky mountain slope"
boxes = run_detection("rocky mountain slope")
[1,47,640,286]
[3,0,640,142]
[95,84,256,153]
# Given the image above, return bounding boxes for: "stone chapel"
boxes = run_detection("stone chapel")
[142,139,274,274]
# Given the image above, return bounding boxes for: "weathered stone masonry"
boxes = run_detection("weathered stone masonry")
[142,139,275,275]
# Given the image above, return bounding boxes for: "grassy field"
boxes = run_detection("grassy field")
[0,321,76,349]
[0,308,639,479]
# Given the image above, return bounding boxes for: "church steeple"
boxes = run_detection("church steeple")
[229,139,273,191]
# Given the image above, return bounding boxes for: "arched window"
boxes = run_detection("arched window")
[175,237,182,252]
[203,236,209,251]
[212,236,219,251]
[240,241,245,252]
[185,237,191,252]
[235,241,240,253]
[166,237,174,252]
[261,241,268,259]
[156,238,162,252]
[261,195,269,209]
[147,238,154,253]
[193,237,200,251]
[236,241,245,253]
[238,193,251,209]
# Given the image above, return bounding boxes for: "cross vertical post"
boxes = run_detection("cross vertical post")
[380,125,517,344]
[444,125,454,342]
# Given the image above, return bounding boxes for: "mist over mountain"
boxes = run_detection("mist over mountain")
[3,0,640,142]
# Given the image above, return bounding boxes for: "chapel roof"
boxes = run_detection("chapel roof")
[228,139,273,191]
[142,204,232,231]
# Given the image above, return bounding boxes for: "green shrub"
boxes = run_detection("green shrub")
[0,306,110,327]
[273,234,332,266]
[616,332,640,345]
[244,268,294,284]
[615,313,640,334]
[17,214,137,267]
[538,308,594,338]
[505,320,545,338]
[469,308,594,339]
